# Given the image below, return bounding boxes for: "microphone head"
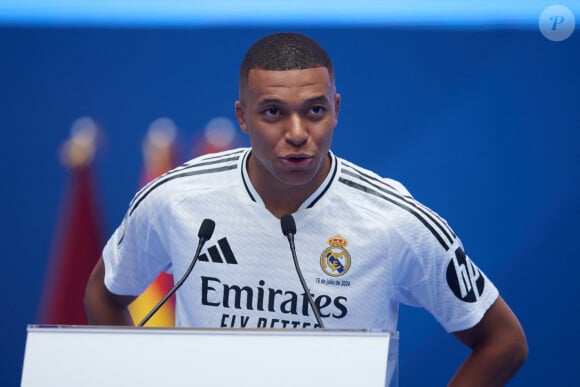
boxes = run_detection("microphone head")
[198,219,215,240]
[280,214,296,236]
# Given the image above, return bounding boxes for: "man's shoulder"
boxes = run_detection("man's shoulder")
[128,148,249,216]
[331,155,457,253]
[334,155,412,197]
[167,147,248,183]
[184,147,249,169]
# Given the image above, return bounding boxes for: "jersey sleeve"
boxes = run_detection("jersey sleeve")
[102,190,171,296]
[388,191,499,333]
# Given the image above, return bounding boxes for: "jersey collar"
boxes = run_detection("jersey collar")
[240,148,338,210]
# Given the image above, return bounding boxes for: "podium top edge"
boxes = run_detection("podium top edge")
[26,324,398,338]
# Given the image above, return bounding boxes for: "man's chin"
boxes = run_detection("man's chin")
[276,171,317,187]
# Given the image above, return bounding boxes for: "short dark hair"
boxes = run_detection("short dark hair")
[239,32,335,90]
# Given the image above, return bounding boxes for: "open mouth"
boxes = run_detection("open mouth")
[282,156,311,168]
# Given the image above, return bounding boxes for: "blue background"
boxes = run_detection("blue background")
[1,21,578,386]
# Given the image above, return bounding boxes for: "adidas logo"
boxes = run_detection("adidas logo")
[198,238,238,264]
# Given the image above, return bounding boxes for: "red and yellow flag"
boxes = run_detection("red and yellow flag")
[39,119,104,325]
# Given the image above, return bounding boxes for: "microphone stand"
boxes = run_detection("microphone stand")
[138,219,215,327]
[281,215,325,329]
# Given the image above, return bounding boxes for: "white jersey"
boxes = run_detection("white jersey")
[103,148,498,333]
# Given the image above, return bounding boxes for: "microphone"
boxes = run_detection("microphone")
[280,214,325,329]
[138,218,215,327]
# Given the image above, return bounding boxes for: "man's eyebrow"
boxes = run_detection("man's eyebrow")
[304,96,330,105]
[257,95,330,107]
[257,98,285,106]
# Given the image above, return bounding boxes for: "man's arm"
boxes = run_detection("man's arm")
[449,296,528,386]
[84,256,136,325]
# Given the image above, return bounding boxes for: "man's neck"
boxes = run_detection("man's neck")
[246,152,332,218]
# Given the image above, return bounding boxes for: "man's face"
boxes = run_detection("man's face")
[235,67,340,190]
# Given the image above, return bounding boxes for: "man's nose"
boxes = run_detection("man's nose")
[285,114,308,146]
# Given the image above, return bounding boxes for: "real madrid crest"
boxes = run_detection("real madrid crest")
[320,235,351,277]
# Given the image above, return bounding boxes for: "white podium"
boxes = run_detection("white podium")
[21,325,398,387]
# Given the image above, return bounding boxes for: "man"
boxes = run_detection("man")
[85,32,527,385]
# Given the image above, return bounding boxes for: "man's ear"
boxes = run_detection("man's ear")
[332,93,341,129]
[235,100,249,134]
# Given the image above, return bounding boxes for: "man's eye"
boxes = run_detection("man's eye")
[264,107,279,116]
[310,106,325,114]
